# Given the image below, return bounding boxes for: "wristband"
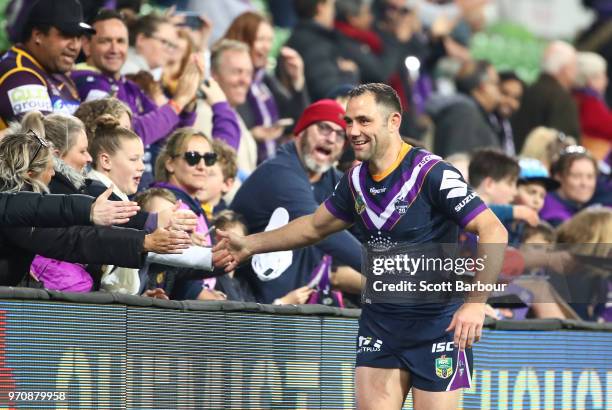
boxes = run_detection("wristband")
[168,99,182,114]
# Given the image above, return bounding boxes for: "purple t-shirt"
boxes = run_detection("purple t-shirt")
[0,46,81,129]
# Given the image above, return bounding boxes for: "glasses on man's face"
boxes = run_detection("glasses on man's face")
[315,122,346,142]
[152,36,178,51]
[26,129,50,166]
[176,151,218,167]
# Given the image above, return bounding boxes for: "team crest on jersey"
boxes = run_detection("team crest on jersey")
[355,195,366,214]
[394,198,409,214]
[435,355,453,379]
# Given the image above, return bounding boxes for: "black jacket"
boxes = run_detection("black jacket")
[512,73,581,151]
[0,224,145,286]
[83,180,151,231]
[426,93,501,157]
[286,20,359,101]
[0,192,93,227]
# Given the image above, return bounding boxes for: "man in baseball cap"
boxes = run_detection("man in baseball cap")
[230,99,361,305]
[0,0,93,128]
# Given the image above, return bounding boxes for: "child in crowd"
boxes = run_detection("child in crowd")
[212,210,315,305]
[468,149,540,228]
[135,188,217,300]
[197,140,238,220]
[510,158,561,245]
[468,150,573,319]
[522,222,556,245]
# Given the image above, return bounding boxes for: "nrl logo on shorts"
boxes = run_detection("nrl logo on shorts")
[435,355,453,379]
[394,198,409,214]
[355,195,366,214]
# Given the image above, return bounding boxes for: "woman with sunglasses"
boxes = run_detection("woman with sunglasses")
[83,116,205,294]
[540,146,600,227]
[152,128,222,299]
[0,128,189,287]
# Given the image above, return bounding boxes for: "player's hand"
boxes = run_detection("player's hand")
[446,303,486,350]
[91,185,140,225]
[212,230,253,272]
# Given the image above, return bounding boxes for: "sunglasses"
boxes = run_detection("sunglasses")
[316,122,346,142]
[175,151,218,167]
[26,129,50,166]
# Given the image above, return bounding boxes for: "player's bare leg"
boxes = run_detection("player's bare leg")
[355,367,410,410]
[412,388,461,410]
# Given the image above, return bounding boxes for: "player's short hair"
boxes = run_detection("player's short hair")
[348,83,402,115]
[468,148,520,188]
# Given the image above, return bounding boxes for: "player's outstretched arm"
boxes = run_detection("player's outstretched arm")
[213,203,352,271]
[446,209,508,350]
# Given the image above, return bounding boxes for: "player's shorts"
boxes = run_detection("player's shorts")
[355,312,473,392]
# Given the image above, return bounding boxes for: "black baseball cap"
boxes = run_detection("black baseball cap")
[28,0,95,36]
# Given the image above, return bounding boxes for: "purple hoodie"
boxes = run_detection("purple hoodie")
[71,67,195,145]
[539,191,581,227]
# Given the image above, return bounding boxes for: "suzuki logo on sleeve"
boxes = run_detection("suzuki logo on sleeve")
[440,170,467,199]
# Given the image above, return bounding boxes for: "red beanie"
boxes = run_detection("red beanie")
[293,99,347,136]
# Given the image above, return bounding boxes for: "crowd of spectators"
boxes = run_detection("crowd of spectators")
[0,0,609,322]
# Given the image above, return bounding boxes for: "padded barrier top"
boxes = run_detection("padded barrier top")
[0,286,610,332]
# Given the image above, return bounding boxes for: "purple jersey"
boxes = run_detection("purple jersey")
[325,143,488,317]
[70,65,195,146]
[0,46,81,129]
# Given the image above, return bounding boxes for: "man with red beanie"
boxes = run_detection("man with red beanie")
[230,99,363,305]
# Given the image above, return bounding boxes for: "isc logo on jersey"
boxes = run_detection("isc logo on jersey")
[8,85,52,115]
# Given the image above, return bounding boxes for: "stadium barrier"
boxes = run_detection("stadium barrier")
[0,287,610,409]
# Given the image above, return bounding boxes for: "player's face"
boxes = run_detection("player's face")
[345,93,392,162]
[37,27,82,74]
